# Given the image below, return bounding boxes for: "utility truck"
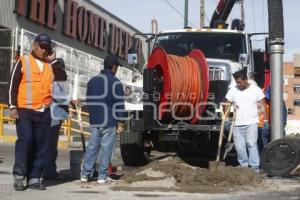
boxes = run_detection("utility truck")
[120,0,269,166]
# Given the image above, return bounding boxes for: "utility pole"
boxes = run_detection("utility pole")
[184,0,189,27]
[240,0,245,29]
[240,0,245,22]
[200,0,205,28]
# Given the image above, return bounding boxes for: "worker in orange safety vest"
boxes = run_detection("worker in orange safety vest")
[9,33,55,191]
[257,85,287,154]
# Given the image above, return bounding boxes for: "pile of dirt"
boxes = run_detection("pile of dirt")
[121,156,262,187]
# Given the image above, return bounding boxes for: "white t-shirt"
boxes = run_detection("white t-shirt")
[225,83,265,126]
[35,58,44,72]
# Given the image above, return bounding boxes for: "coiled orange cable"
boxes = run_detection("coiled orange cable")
[148,47,209,123]
[167,54,201,117]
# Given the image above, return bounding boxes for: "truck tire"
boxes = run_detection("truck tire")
[260,137,300,176]
[120,131,149,166]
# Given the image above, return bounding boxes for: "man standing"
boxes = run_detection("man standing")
[257,85,287,153]
[9,33,54,190]
[44,58,68,179]
[224,70,265,172]
[81,54,125,184]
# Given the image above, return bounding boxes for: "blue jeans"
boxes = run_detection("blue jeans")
[233,123,260,170]
[257,127,270,154]
[44,120,62,177]
[13,108,51,179]
[81,127,116,180]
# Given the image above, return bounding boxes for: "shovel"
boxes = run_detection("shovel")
[223,108,237,160]
[209,103,230,171]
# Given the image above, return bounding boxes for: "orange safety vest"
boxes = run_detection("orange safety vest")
[17,54,53,110]
[258,87,270,128]
[258,101,270,128]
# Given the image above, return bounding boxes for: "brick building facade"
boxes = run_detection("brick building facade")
[283,54,300,120]
[283,54,300,134]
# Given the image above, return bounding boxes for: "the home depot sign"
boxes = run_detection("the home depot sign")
[15,0,143,61]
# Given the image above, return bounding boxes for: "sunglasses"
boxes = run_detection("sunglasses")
[39,44,52,54]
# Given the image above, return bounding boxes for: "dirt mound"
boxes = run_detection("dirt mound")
[121,156,262,187]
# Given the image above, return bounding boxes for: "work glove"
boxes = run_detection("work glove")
[263,121,270,131]
[116,122,125,134]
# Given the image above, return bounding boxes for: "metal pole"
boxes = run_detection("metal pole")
[270,41,284,141]
[184,0,189,27]
[200,0,205,28]
[267,0,285,141]
[151,19,158,34]
[241,0,245,23]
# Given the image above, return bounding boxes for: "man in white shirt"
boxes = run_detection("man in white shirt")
[224,70,265,172]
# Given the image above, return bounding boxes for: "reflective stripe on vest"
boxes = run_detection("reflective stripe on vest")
[24,55,32,108]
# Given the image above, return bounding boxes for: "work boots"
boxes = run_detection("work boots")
[13,176,27,191]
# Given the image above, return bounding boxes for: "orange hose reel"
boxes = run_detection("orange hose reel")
[147,47,209,124]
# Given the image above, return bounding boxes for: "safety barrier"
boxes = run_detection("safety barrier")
[61,107,91,142]
[0,104,15,137]
[0,103,90,144]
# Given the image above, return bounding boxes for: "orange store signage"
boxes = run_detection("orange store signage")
[15,0,142,61]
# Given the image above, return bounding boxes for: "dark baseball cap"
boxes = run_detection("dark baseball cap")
[51,58,65,69]
[104,54,120,69]
[52,58,67,81]
[34,33,52,46]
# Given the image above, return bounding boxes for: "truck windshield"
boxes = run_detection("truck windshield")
[153,32,247,62]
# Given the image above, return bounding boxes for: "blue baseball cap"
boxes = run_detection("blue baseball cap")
[34,33,52,47]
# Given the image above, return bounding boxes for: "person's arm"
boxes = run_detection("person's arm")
[223,88,233,118]
[258,98,269,131]
[51,58,67,81]
[257,86,267,122]
[114,81,125,120]
[8,59,22,119]
[258,98,267,120]
[257,86,268,130]
[113,81,125,134]
[85,79,93,104]
[85,78,99,111]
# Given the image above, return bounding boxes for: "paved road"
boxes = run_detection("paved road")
[1,142,300,200]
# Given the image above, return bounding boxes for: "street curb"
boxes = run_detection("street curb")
[0,134,69,149]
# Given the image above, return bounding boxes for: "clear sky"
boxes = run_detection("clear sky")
[92,0,299,62]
